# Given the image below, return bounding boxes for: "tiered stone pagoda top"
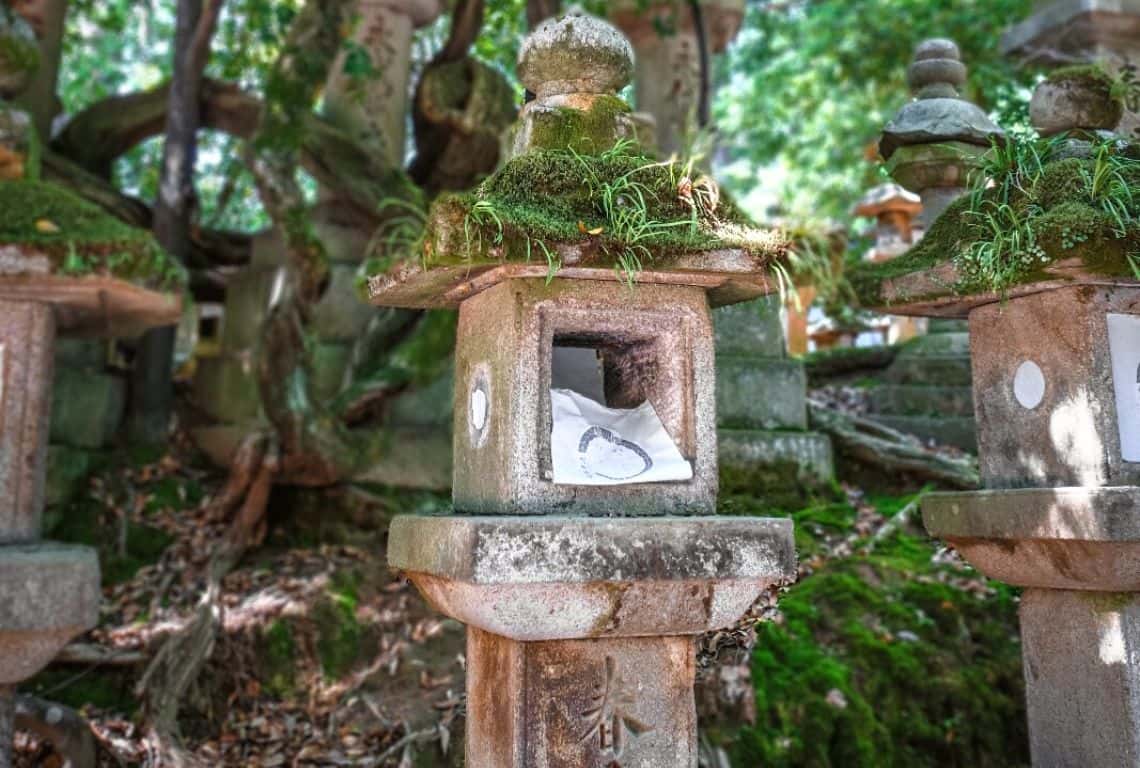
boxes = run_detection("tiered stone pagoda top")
[366,11,785,310]
[880,39,1003,159]
[853,60,1139,318]
[0,8,183,337]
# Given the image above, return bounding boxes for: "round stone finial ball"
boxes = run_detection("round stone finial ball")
[908,38,966,97]
[518,11,635,98]
[0,8,40,99]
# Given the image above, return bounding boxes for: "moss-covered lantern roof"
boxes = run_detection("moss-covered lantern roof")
[850,66,1140,319]
[0,180,185,336]
[366,11,786,310]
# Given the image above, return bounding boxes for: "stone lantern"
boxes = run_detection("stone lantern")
[856,57,1140,765]
[0,11,184,761]
[368,13,795,766]
[881,39,1004,228]
[852,183,923,264]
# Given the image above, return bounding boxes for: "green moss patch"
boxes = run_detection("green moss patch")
[1047,64,1124,105]
[0,181,185,291]
[395,145,784,279]
[721,495,1026,767]
[526,94,633,155]
[852,139,1140,306]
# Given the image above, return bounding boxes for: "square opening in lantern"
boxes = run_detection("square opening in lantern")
[539,312,696,486]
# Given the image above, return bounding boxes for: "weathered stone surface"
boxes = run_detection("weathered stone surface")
[466,629,697,768]
[0,300,53,543]
[884,355,973,386]
[0,542,99,684]
[452,278,718,516]
[924,486,1140,590]
[713,296,785,358]
[1030,76,1125,135]
[389,515,795,640]
[518,12,634,98]
[969,285,1140,489]
[1019,588,1140,767]
[192,353,261,425]
[1001,0,1140,62]
[49,366,124,449]
[220,266,284,350]
[717,429,834,485]
[881,99,1003,159]
[716,357,807,430]
[869,384,974,418]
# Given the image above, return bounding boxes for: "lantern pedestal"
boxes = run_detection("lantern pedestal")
[389,515,794,767]
[926,487,1140,765]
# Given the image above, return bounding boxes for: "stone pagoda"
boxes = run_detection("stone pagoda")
[860,39,989,453]
[369,13,795,766]
[0,8,184,762]
[858,52,1140,765]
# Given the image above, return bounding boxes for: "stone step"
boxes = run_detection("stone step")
[870,384,974,417]
[716,356,807,430]
[718,428,834,486]
[50,367,125,450]
[928,318,968,333]
[713,295,786,358]
[897,331,970,358]
[874,414,977,453]
[884,356,973,386]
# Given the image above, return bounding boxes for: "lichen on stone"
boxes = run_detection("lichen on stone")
[0,180,186,291]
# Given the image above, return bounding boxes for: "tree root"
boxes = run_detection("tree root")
[808,400,979,490]
[13,694,96,768]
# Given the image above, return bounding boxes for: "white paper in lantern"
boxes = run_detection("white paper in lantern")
[1107,313,1140,462]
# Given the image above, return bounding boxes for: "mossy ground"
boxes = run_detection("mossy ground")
[0,180,185,291]
[716,490,1027,767]
[851,141,1140,306]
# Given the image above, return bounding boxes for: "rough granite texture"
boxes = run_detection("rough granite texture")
[924,486,1140,590]
[466,629,696,768]
[388,514,795,641]
[0,300,53,543]
[0,542,100,684]
[518,13,635,98]
[1020,589,1140,766]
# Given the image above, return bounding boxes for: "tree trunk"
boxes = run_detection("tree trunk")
[12,0,68,139]
[127,0,221,445]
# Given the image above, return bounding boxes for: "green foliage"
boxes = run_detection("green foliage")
[716,0,1037,221]
[724,496,1027,767]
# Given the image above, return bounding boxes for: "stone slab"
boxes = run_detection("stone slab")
[715,356,807,430]
[49,366,124,449]
[388,515,795,640]
[466,628,697,768]
[0,543,100,684]
[1019,588,1140,767]
[873,414,977,452]
[0,275,181,338]
[869,384,974,418]
[924,486,1140,590]
[717,429,834,485]
[0,301,53,543]
[884,356,973,387]
[713,296,785,358]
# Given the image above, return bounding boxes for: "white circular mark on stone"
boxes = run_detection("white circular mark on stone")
[470,387,488,431]
[1013,360,1046,409]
